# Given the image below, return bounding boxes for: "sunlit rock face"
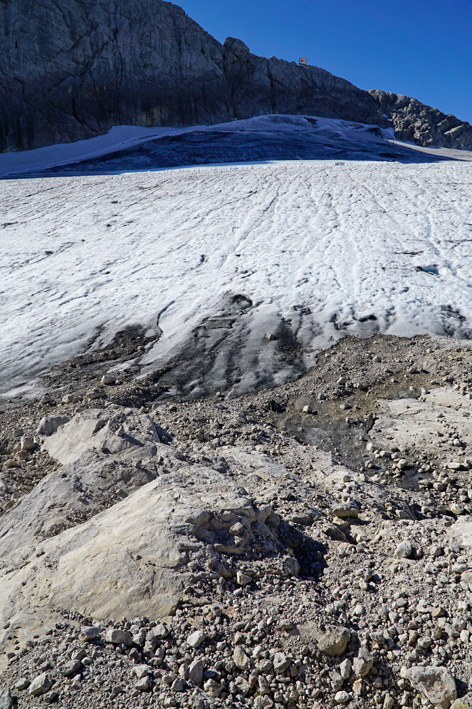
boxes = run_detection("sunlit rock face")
[369,90,472,150]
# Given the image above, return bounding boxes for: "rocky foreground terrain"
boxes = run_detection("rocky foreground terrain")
[1,0,472,153]
[1,332,472,708]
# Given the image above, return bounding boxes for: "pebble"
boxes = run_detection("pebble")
[171,677,185,692]
[233,646,250,670]
[236,570,252,586]
[81,625,101,641]
[273,652,291,673]
[314,626,351,656]
[60,659,83,677]
[105,628,133,646]
[134,665,152,679]
[332,504,359,519]
[14,678,29,691]
[395,540,414,559]
[188,659,204,686]
[135,676,151,692]
[20,435,35,452]
[148,623,169,641]
[334,690,350,704]
[187,630,207,649]
[339,659,352,680]
[28,672,53,697]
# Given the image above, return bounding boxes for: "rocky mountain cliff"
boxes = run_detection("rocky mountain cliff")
[2,0,472,153]
[370,90,472,151]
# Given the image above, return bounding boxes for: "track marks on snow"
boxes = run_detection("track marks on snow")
[2,159,472,395]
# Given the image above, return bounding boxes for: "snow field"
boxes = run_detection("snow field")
[1,156,472,396]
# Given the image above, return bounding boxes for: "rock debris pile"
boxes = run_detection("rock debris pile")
[1,333,472,708]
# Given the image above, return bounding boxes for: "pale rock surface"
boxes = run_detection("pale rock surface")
[371,388,472,464]
[0,409,165,566]
[41,407,161,465]
[0,461,285,665]
[402,665,457,708]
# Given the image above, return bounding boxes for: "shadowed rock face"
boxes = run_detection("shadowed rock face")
[0,0,232,151]
[1,0,471,152]
[0,0,383,151]
[221,37,385,129]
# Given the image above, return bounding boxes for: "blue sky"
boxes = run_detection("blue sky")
[178,0,472,124]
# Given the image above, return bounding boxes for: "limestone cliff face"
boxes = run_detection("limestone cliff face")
[0,0,470,152]
[0,0,385,151]
[222,37,384,127]
[0,0,232,151]
[369,90,472,150]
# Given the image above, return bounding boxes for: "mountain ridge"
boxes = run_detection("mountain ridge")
[1,0,472,152]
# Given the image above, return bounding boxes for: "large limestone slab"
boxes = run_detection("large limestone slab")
[0,464,281,666]
[0,409,167,568]
[41,408,161,465]
[370,388,472,465]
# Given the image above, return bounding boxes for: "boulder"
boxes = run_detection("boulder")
[0,461,284,666]
[301,623,351,657]
[0,409,164,566]
[402,665,457,708]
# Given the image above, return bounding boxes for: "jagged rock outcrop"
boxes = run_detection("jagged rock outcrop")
[0,1,471,152]
[221,37,384,128]
[369,90,472,149]
[0,409,306,658]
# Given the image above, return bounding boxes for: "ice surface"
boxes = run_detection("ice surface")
[3,115,471,180]
[1,116,472,398]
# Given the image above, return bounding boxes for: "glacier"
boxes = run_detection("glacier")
[1,115,472,399]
